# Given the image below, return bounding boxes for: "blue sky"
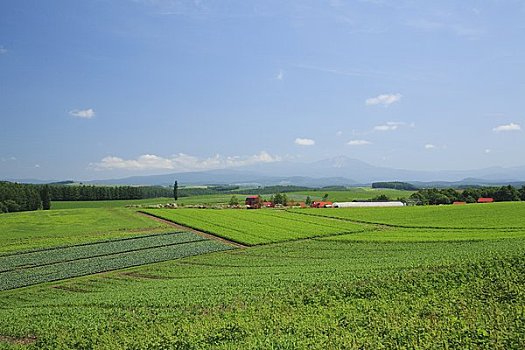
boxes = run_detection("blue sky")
[1,0,524,180]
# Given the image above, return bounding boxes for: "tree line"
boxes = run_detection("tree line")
[0,182,50,213]
[409,185,525,205]
[372,181,418,191]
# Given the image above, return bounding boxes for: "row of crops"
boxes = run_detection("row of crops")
[0,232,232,291]
[142,209,372,245]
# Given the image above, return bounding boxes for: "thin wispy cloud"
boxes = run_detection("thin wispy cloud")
[294,138,315,146]
[366,93,402,106]
[276,69,284,80]
[0,46,7,54]
[373,121,412,131]
[424,144,437,150]
[69,108,95,119]
[347,140,371,146]
[91,151,281,172]
[493,123,521,132]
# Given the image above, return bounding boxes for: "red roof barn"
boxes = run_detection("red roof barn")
[477,197,494,203]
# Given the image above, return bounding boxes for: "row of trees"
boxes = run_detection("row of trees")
[47,185,173,201]
[0,182,50,213]
[409,185,525,205]
[372,181,418,191]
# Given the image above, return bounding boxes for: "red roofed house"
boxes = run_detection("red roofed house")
[245,196,262,209]
[477,197,494,203]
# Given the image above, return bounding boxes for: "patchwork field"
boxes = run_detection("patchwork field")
[291,202,525,229]
[0,208,172,253]
[0,203,524,348]
[0,232,231,291]
[142,208,371,245]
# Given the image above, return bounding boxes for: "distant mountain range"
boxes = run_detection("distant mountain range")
[5,156,525,188]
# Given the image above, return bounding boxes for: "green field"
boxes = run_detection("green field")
[51,197,175,209]
[1,203,524,348]
[0,208,172,253]
[142,208,371,245]
[287,187,415,202]
[291,202,525,229]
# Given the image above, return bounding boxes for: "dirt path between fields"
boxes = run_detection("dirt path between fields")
[137,211,247,248]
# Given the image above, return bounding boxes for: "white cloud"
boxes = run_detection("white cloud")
[424,144,436,150]
[1,156,16,162]
[347,140,371,146]
[276,69,284,80]
[294,138,315,146]
[373,121,406,131]
[69,108,95,119]
[34,164,40,168]
[0,46,7,54]
[492,123,521,132]
[336,131,343,137]
[365,93,402,106]
[485,149,491,154]
[91,151,281,172]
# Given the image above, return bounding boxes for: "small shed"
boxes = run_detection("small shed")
[477,197,494,203]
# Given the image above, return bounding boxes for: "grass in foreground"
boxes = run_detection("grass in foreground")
[0,237,523,349]
[0,208,172,253]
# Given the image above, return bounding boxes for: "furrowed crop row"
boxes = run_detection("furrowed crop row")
[150,210,264,243]
[0,232,204,273]
[0,240,232,291]
[0,231,189,258]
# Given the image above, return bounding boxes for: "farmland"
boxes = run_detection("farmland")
[0,203,524,348]
[0,232,231,291]
[0,208,172,253]
[291,202,525,229]
[142,208,371,245]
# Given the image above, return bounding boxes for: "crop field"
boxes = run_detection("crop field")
[287,187,415,202]
[0,232,231,291]
[51,197,175,209]
[0,208,172,253]
[1,203,524,348]
[0,236,523,348]
[142,208,371,245]
[291,201,525,229]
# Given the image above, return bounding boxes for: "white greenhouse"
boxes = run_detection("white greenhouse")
[332,201,405,208]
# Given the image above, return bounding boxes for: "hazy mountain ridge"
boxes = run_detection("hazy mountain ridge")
[5,156,525,187]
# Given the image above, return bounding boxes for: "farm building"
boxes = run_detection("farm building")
[311,201,333,208]
[245,196,261,209]
[332,201,405,208]
[477,197,494,203]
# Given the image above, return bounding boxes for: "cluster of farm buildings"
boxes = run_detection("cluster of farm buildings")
[244,196,405,209]
[245,196,495,209]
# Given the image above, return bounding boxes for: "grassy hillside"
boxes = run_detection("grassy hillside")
[0,237,523,348]
[1,203,524,348]
[0,208,172,253]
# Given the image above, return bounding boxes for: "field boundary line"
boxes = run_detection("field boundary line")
[138,211,248,248]
[0,238,209,274]
[0,231,188,258]
[287,210,524,230]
